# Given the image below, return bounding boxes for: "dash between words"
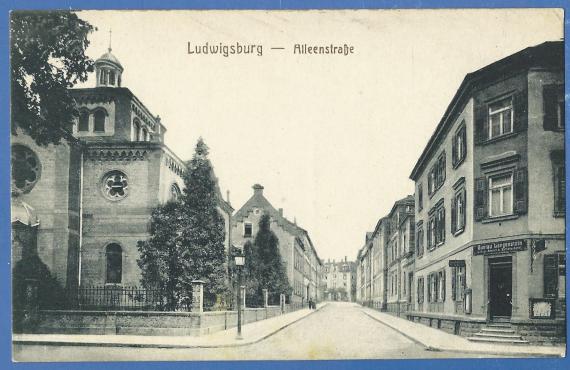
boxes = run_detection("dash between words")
[187,42,355,57]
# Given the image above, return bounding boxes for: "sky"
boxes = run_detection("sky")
[76,9,563,262]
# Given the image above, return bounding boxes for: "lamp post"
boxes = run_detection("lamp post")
[234,253,245,340]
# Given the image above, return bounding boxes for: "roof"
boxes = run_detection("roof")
[410,41,563,180]
[233,185,321,261]
[96,48,124,71]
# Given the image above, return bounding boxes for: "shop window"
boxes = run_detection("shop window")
[244,222,252,237]
[488,97,513,139]
[11,145,41,194]
[543,84,565,131]
[544,253,566,298]
[105,243,122,284]
[94,109,106,132]
[78,110,89,132]
[452,122,467,168]
[451,187,466,235]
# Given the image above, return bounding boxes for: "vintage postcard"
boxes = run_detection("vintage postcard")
[9,8,566,364]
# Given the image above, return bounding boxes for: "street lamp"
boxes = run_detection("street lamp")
[235,252,245,340]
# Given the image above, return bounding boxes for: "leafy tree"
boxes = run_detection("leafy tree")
[179,138,228,308]
[249,214,291,305]
[11,11,94,146]
[137,201,184,310]
[138,139,228,310]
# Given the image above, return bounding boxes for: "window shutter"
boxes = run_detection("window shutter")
[441,154,446,183]
[514,167,528,215]
[513,90,528,133]
[441,207,446,243]
[451,195,457,234]
[452,134,457,166]
[451,267,457,301]
[409,223,415,254]
[442,269,446,302]
[474,177,488,221]
[543,85,557,131]
[461,127,467,160]
[427,274,431,302]
[544,254,558,298]
[461,190,467,229]
[474,102,488,144]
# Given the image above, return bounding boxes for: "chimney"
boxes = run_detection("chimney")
[294,217,297,225]
[278,208,283,217]
[252,184,264,195]
[226,190,230,203]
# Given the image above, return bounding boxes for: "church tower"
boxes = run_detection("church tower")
[94,46,123,87]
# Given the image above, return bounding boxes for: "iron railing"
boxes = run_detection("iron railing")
[71,286,177,311]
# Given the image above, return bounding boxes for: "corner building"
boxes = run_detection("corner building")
[409,41,565,344]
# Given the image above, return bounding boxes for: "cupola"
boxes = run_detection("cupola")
[94,45,123,87]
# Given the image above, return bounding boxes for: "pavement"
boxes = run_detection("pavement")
[12,303,327,349]
[360,306,566,357]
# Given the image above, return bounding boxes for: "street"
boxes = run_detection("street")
[13,302,514,362]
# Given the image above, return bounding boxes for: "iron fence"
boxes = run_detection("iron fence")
[70,286,180,311]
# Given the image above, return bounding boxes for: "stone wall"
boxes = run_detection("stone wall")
[17,305,297,337]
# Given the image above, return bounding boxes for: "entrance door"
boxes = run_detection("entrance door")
[489,256,513,319]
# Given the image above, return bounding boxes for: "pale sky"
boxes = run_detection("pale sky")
[76,9,563,262]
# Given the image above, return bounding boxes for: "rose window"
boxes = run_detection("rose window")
[103,171,128,200]
[11,145,41,194]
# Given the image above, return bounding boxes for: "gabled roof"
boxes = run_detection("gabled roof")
[410,41,563,180]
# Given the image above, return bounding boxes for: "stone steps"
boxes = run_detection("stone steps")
[468,323,529,345]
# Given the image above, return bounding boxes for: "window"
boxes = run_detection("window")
[488,97,513,139]
[427,270,446,303]
[543,84,565,131]
[428,152,446,196]
[452,123,467,167]
[544,253,566,299]
[105,243,122,284]
[416,222,424,257]
[489,173,513,217]
[94,110,106,132]
[78,110,89,132]
[451,187,466,235]
[244,222,252,237]
[109,70,116,85]
[133,120,141,141]
[170,183,181,201]
[11,145,41,194]
[428,201,445,250]
[418,183,423,211]
[99,69,107,85]
[451,265,466,301]
[417,277,424,304]
[103,171,128,200]
[142,128,149,142]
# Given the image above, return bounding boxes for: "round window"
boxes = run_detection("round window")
[11,145,41,195]
[103,171,128,200]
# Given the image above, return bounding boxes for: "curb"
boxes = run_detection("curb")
[13,304,328,350]
[360,308,564,358]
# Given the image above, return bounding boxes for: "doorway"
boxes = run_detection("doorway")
[489,256,513,320]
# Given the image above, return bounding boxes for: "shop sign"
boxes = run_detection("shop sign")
[472,239,527,256]
[529,298,555,319]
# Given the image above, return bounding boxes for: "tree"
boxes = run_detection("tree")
[137,201,184,310]
[250,214,291,305]
[11,11,94,146]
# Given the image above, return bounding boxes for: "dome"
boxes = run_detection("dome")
[11,200,39,227]
[95,48,124,71]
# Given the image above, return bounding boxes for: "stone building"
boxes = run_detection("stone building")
[232,184,323,304]
[11,47,233,291]
[408,41,565,344]
[322,257,356,301]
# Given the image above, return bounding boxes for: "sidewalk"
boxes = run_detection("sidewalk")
[12,303,326,349]
[361,306,566,357]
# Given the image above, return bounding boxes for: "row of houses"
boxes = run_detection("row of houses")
[11,45,323,307]
[356,41,565,344]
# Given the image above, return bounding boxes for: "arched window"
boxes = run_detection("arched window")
[106,243,122,284]
[133,120,141,141]
[94,110,106,132]
[170,183,181,201]
[99,69,107,85]
[78,110,89,132]
[142,128,148,142]
[11,145,41,194]
[109,70,116,86]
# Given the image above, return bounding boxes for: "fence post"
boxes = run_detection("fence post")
[280,294,285,314]
[191,280,205,313]
[263,289,268,308]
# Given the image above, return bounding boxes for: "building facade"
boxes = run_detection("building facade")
[11,47,233,292]
[232,184,323,304]
[323,257,356,301]
[408,41,565,343]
